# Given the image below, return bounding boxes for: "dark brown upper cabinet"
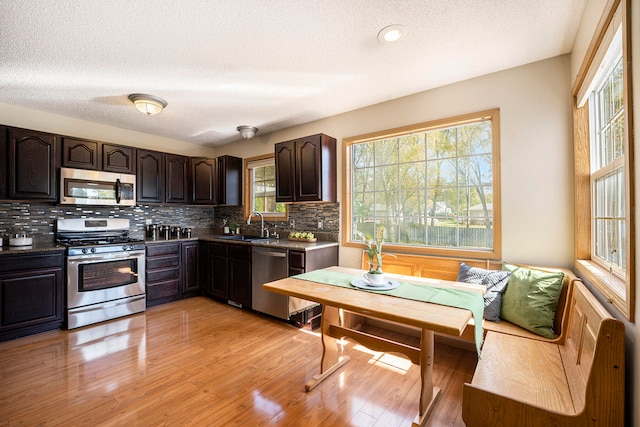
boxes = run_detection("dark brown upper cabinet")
[165,154,189,204]
[137,150,188,204]
[102,144,135,174]
[0,126,7,199]
[62,137,100,170]
[190,157,216,205]
[217,155,242,206]
[5,127,60,201]
[62,138,136,175]
[275,133,336,203]
[136,149,164,204]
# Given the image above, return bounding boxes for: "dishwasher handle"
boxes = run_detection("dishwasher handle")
[259,250,287,258]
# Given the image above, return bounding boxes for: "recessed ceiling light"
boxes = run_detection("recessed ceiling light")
[377,24,407,44]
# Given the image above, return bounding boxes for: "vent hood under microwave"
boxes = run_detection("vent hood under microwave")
[60,167,136,206]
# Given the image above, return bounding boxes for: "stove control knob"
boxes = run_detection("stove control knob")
[90,247,97,253]
[82,248,89,254]
[123,245,129,251]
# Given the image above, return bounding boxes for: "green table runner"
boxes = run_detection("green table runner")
[293,269,483,357]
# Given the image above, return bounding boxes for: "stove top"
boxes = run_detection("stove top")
[56,218,145,256]
[58,237,144,247]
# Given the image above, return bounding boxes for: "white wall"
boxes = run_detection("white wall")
[217,55,575,269]
[0,102,214,157]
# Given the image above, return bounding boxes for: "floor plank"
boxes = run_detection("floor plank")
[0,297,477,426]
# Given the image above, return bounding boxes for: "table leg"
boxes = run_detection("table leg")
[304,305,350,391]
[412,329,440,426]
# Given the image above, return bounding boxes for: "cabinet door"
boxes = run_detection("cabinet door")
[165,154,188,204]
[103,144,135,174]
[0,269,63,329]
[181,241,200,296]
[295,134,323,201]
[229,256,251,308]
[7,127,59,201]
[137,149,164,203]
[275,140,296,203]
[0,126,7,199]
[209,254,228,299]
[217,155,242,206]
[62,137,100,170]
[191,157,216,204]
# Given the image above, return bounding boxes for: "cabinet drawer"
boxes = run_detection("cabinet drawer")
[146,243,180,257]
[228,244,251,260]
[147,279,180,300]
[0,252,64,273]
[146,255,180,270]
[289,251,305,269]
[147,268,180,283]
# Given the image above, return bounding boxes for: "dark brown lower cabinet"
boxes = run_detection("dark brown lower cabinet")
[200,241,251,308]
[181,241,200,297]
[0,252,64,342]
[146,241,200,307]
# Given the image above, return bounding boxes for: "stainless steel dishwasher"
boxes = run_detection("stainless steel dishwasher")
[252,246,316,320]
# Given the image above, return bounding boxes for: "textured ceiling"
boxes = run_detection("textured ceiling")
[0,0,586,147]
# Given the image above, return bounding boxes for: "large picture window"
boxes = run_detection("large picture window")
[573,0,634,320]
[344,109,501,259]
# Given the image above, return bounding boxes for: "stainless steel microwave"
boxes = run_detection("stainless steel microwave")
[60,167,136,206]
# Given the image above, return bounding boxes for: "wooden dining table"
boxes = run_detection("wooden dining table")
[263,266,485,426]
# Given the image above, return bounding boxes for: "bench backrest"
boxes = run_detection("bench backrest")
[361,251,575,338]
[561,280,625,420]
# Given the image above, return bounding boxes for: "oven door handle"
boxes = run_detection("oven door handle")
[115,178,122,204]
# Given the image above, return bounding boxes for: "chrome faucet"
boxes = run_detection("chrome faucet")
[247,211,267,237]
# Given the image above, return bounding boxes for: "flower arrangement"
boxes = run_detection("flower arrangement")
[358,226,384,273]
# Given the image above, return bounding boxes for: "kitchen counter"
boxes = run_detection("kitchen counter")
[0,242,65,255]
[0,234,338,256]
[197,235,339,252]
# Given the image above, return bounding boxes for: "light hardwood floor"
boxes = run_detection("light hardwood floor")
[0,297,477,426]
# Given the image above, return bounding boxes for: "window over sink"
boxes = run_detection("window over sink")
[244,154,288,220]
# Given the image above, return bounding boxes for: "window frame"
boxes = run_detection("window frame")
[572,0,634,320]
[243,154,288,221]
[342,108,502,260]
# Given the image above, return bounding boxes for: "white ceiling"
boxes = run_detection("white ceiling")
[0,0,586,147]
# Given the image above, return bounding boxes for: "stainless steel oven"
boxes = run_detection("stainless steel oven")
[57,218,146,329]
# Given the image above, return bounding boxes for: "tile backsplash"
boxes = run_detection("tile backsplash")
[0,202,216,244]
[0,201,340,244]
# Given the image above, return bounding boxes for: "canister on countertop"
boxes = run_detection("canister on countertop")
[147,224,158,240]
[182,227,192,238]
[159,225,170,240]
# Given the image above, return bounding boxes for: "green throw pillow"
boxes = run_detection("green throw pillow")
[500,263,565,339]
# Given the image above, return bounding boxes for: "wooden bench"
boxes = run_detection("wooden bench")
[360,252,577,345]
[462,279,625,426]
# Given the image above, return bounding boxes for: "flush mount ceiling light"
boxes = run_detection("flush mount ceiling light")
[128,93,167,116]
[377,24,407,44]
[237,125,259,140]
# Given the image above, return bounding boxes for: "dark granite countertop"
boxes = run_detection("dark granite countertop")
[197,235,339,252]
[0,242,66,255]
[0,234,338,256]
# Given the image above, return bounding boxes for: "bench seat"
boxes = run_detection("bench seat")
[462,280,625,426]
